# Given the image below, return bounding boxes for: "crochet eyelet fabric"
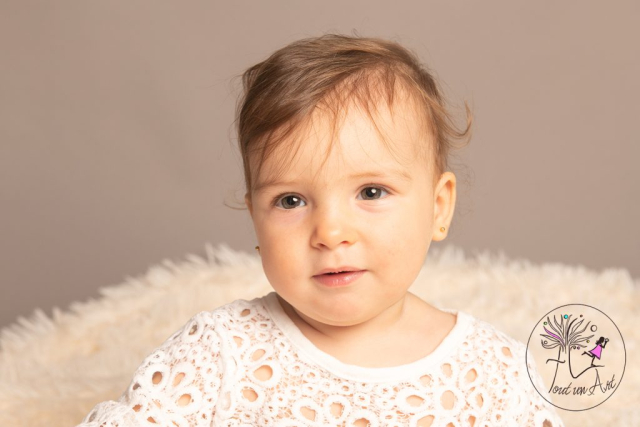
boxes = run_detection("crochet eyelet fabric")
[77,291,565,426]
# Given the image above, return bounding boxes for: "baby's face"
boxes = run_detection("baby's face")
[245,97,456,329]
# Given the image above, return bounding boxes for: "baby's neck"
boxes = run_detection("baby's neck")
[278,292,456,368]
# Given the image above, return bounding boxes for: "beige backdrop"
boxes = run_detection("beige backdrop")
[1,1,638,330]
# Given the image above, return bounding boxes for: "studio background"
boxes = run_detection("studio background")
[1,1,638,330]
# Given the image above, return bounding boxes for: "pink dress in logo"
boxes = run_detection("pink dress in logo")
[585,343,603,359]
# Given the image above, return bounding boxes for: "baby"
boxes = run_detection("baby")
[77,33,565,426]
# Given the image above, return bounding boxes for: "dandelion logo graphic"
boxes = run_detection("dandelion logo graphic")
[526,304,626,411]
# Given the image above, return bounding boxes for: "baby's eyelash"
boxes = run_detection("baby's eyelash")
[270,183,391,208]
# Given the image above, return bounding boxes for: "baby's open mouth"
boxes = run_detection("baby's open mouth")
[322,270,362,275]
[313,267,365,277]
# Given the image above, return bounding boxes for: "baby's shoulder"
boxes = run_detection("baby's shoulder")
[212,293,272,320]
[453,315,536,396]
[462,315,529,364]
[452,315,566,426]
[188,294,273,335]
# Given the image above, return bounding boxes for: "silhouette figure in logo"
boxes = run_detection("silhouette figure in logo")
[582,336,609,366]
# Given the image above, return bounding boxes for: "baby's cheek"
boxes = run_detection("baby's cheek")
[382,226,429,277]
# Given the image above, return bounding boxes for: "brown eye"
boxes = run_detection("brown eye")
[273,194,305,210]
[359,186,389,201]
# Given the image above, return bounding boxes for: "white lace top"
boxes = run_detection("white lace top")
[77,291,566,426]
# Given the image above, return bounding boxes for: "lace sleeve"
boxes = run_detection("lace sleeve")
[76,311,223,427]
[519,346,566,427]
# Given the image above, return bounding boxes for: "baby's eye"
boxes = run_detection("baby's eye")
[271,185,390,210]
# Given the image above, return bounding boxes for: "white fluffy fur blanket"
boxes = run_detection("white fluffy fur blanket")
[0,243,637,426]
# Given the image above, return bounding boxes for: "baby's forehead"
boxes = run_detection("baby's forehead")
[313,90,428,132]
[300,99,427,150]
[266,128,418,171]
[257,136,421,189]
[253,93,432,183]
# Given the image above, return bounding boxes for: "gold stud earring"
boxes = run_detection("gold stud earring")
[440,226,445,232]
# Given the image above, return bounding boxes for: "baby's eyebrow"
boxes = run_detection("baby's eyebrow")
[254,168,412,193]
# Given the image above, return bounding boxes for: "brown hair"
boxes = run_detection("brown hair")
[226,31,473,210]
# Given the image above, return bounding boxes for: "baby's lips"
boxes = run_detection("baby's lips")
[313,266,365,276]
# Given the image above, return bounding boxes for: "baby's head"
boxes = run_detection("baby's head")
[232,33,472,329]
